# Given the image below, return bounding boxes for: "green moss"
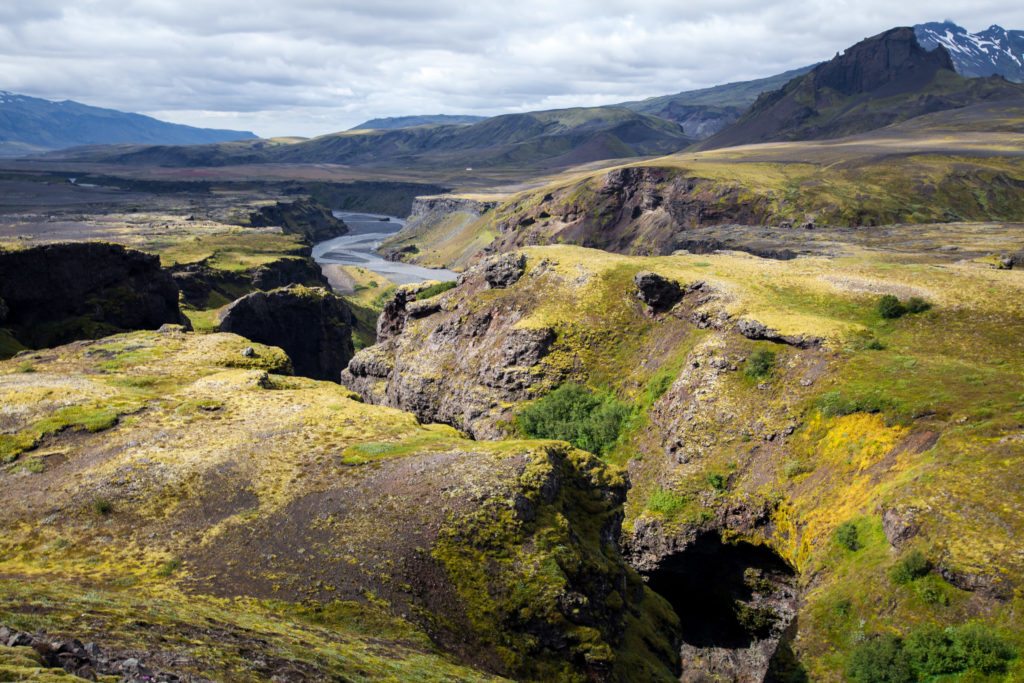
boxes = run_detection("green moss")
[414,280,457,300]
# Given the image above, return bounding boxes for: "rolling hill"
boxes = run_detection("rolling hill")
[617,66,814,138]
[349,114,487,130]
[0,90,256,157]
[60,106,695,172]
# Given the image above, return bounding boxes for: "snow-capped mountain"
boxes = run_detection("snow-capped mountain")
[915,21,1024,82]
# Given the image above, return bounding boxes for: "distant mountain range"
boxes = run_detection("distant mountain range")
[63,106,693,171]
[699,27,1024,150]
[915,21,1024,82]
[350,115,487,130]
[0,91,256,157]
[19,20,1024,168]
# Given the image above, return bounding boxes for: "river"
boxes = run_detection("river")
[312,211,457,286]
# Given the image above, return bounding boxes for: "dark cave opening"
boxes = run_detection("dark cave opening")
[644,532,797,650]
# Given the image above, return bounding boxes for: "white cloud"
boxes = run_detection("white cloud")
[0,0,1022,137]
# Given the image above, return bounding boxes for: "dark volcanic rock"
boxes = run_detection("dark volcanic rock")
[0,242,189,352]
[634,271,683,313]
[248,198,349,242]
[218,285,354,381]
[0,624,189,682]
[736,318,823,349]
[483,253,527,289]
[171,256,327,307]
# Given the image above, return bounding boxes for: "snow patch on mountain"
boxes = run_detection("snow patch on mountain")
[915,21,1024,82]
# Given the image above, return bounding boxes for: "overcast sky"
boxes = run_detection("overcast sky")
[1,1,1023,138]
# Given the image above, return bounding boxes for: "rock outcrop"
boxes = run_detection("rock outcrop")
[380,195,499,268]
[634,271,684,313]
[247,197,349,242]
[0,242,188,353]
[0,625,182,682]
[218,285,354,381]
[342,258,563,438]
[171,256,327,307]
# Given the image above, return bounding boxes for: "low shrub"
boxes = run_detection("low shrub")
[891,549,931,585]
[818,390,894,418]
[877,295,931,320]
[835,521,860,551]
[745,349,776,379]
[415,281,457,300]
[516,383,631,456]
[849,623,1014,682]
[646,488,688,517]
[706,472,728,492]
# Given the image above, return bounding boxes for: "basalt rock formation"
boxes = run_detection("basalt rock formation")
[171,255,328,308]
[247,197,349,243]
[0,242,188,355]
[217,285,354,381]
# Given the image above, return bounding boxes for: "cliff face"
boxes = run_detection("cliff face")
[218,285,354,381]
[380,195,499,269]
[342,255,554,438]
[247,197,349,243]
[337,242,1024,681]
[0,242,188,354]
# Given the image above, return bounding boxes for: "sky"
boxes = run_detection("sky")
[1,1,1023,138]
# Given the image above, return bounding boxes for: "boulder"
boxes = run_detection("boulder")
[218,285,354,381]
[0,242,189,351]
[634,271,683,313]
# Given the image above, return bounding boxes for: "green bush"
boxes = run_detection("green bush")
[93,497,113,515]
[905,297,930,314]
[745,349,776,379]
[835,521,860,551]
[877,295,931,320]
[646,488,688,517]
[877,295,907,319]
[850,624,1014,681]
[706,472,728,492]
[414,280,457,300]
[516,383,631,456]
[891,549,931,584]
[847,633,915,683]
[818,390,894,418]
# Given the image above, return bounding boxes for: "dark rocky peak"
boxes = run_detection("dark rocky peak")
[218,285,354,381]
[810,27,954,98]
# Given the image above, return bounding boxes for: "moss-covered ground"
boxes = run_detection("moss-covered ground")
[0,328,678,681]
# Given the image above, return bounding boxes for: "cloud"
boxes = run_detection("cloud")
[0,0,1022,137]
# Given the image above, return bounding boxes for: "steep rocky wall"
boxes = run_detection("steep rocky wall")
[246,197,349,242]
[0,242,188,353]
